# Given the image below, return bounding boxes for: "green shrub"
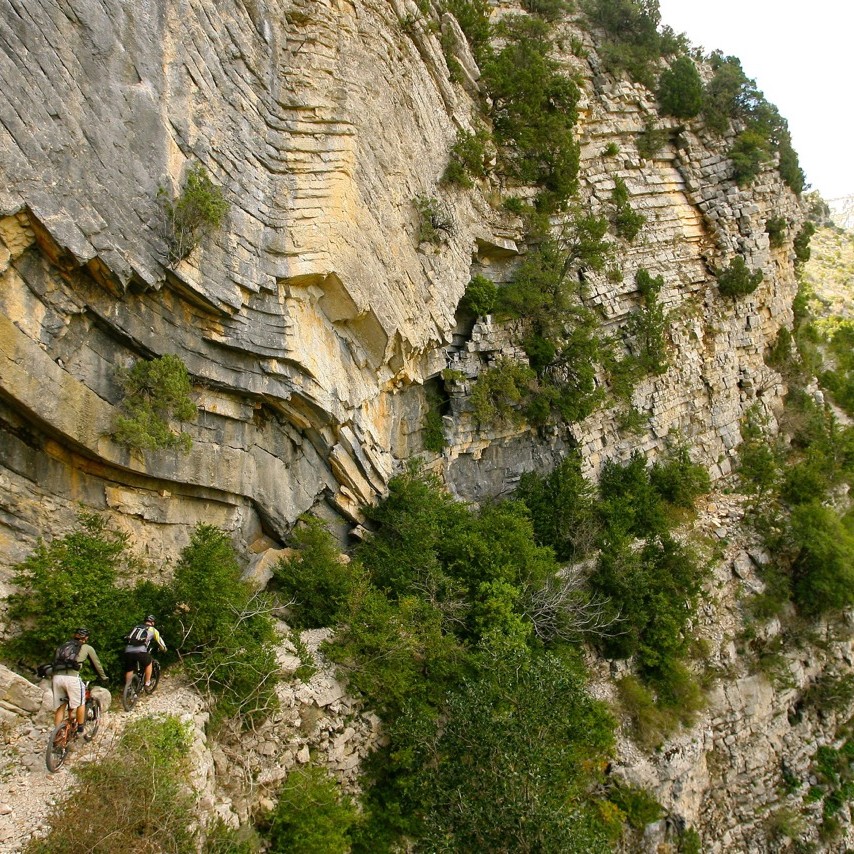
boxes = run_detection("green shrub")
[636,119,668,160]
[593,530,705,675]
[470,358,537,426]
[481,15,580,210]
[623,271,668,376]
[610,177,645,241]
[583,0,685,89]
[821,320,854,417]
[417,648,614,852]
[522,331,557,375]
[272,515,361,628]
[460,274,498,317]
[793,222,816,264]
[603,141,620,157]
[3,512,155,677]
[268,765,360,854]
[517,452,601,561]
[442,127,492,188]
[765,216,787,248]
[328,585,465,717]
[737,407,783,496]
[702,54,754,134]
[204,821,264,854]
[423,402,446,453]
[167,524,279,725]
[522,0,571,20]
[715,255,763,298]
[414,195,454,244]
[159,162,229,265]
[113,354,197,453]
[28,715,195,854]
[598,451,668,539]
[649,445,711,508]
[608,783,663,829]
[790,502,854,616]
[657,55,703,118]
[729,129,772,186]
[616,674,676,750]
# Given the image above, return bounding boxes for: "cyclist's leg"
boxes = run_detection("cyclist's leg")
[52,676,70,727]
[141,651,153,686]
[67,677,86,729]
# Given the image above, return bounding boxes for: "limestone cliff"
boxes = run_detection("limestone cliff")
[0,1,831,851]
[0,0,803,583]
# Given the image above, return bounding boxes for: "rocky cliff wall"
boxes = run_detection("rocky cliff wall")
[1,7,829,845]
[0,1,804,592]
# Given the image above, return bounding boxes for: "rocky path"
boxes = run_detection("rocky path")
[0,675,204,853]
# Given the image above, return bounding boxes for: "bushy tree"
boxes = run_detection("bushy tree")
[657,55,703,118]
[159,162,229,265]
[522,0,572,21]
[442,127,492,188]
[649,445,711,508]
[715,255,763,298]
[582,0,686,88]
[517,453,601,561]
[460,274,498,317]
[268,765,360,854]
[610,177,645,241]
[599,451,668,539]
[790,502,854,616]
[3,512,153,676]
[273,515,362,628]
[729,129,772,186]
[113,354,197,453]
[793,222,816,263]
[167,525,278,723]
[418,647,615,853]
[482,15,580,210]
[470,359,537,426]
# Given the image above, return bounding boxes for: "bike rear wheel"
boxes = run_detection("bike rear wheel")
[45,722,72,772]
[122,675,141,711]
[144,659,161,695]
[84,698,102,740]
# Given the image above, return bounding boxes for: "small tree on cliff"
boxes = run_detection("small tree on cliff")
[159,162,230,265]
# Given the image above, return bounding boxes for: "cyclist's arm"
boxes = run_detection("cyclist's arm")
[79,644,107,680]
[151,627,167,652]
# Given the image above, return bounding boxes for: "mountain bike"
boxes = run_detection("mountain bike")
[121,657,161,711]
[45,681,101,772]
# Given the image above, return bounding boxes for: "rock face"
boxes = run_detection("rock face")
[0,0,803,585]
[0,0,821,848]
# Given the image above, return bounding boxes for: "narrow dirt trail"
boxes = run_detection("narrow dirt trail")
[0,675,203,853]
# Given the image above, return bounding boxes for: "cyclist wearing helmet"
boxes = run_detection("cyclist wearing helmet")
[51,627,107,733]
[123,615,167,691]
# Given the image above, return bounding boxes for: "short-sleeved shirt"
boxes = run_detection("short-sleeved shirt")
[124,626,166,655]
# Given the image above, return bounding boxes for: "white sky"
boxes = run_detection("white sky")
[657,0,854,201]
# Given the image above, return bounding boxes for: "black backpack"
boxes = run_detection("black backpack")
[126,624,150,646]
[53,639,82,671]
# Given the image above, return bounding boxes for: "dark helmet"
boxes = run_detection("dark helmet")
[144,615,156,624]
[74,627,90,639]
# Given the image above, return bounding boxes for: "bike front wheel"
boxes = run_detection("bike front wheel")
[45,722,72,772]
[122,677,140,712]
[84,698,102,740]
[144,659,161,695]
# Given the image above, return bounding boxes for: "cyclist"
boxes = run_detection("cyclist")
[51,627,107,735]
[123,615,167,690]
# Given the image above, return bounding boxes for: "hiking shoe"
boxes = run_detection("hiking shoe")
[144,682,151,688]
